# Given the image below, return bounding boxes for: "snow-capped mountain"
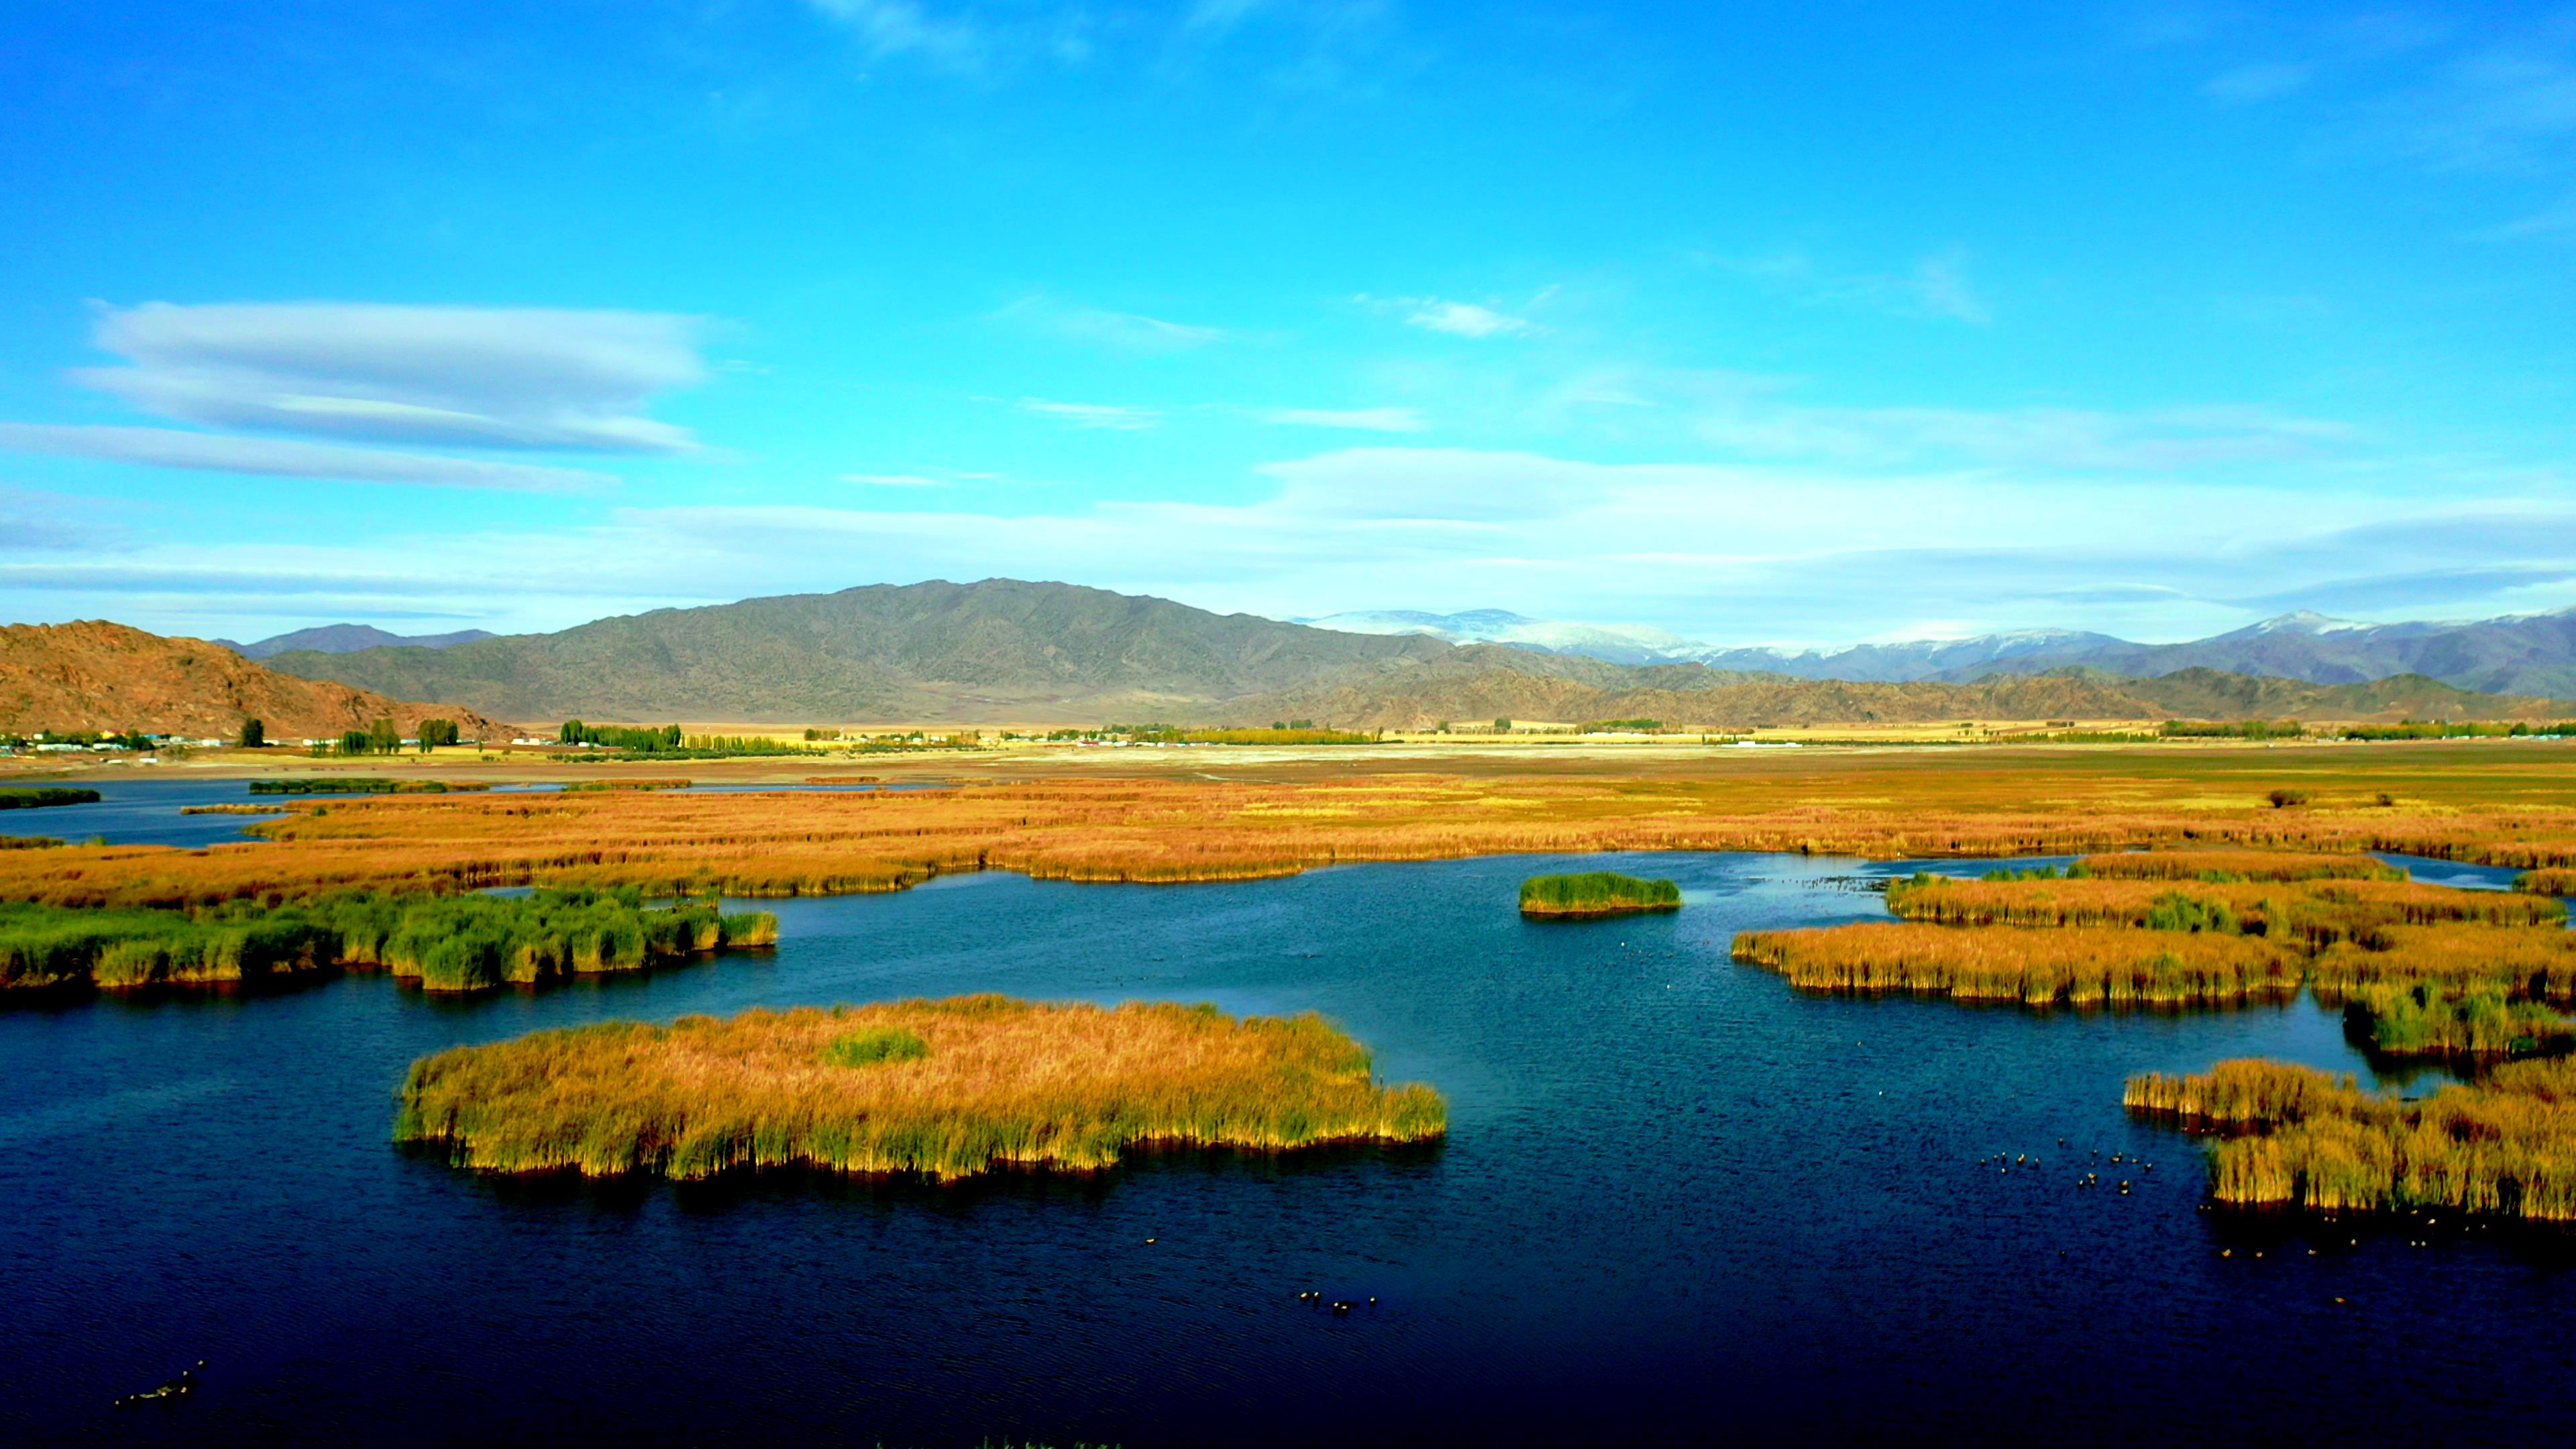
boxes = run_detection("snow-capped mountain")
[1298,606,2576,696]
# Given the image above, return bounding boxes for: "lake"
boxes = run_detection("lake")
[4,840,2571,1445]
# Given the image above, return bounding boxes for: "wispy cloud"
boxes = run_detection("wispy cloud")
[1262,407,1427,432]
[804,0,987,70]
[991,296,1230,352]
[2464,196,2576,240]
[0,423,618,493]
[75,302,707,453]
[1017,398,1161,430]
[1402,299,1539,338]
[841,472,949,487]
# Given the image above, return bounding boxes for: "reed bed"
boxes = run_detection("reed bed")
[2341,982,2575,1058]
[0,787,100,810]
[248,778,490,794]
[1518,871,1682,917]
[2070,849,2404,883]
[1882,874,2563,939]
[561,778,694,792]
[2514,867,2576,896]
[1732,922,2302,1006]
[0,888,775,993]
[2309,924,2576,1004]
[394,996,1446,1181]
[10,753,2576,912]
[2125,1058,2576,1219]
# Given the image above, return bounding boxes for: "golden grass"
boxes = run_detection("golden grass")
[2125,1057,2576,1219]
[2308,924,2576,1005]
[1732,923,2302,1006]
[2070,849,2406,882]
[1882,875,2563,938]
[14,745,2576,910]
[394,996,1445,1181]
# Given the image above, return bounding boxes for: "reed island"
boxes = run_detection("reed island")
[1519,871,1682,918]
[394,996,1447,1181]
[0,887,775,992]
[2126,1058,2576,1220]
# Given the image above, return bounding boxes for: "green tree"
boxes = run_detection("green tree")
[339,729,372,756]
[237,718,265,749]
[418,719,459,750]
[367,717,400,754]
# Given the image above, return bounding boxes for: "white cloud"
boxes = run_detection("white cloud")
[992,296,1230,352]
[1405,299,1538,338]
[0,423,617,493]
[805,0,986,68]
[76,303,707,453]
[841,472,949,487]
[22,444,2567,649]
[1907,250,1990,325]
[1262,407,1428,432]
[1017,398,1162,429]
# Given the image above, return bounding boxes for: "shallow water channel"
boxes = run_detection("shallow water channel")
[4,827,2572,1444]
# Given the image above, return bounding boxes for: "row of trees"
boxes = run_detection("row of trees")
[559,720,685,751]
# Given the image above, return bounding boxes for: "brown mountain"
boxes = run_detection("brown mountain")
[1206,647,2576,730]
[262,578,1451,723]
[0,621,508,742]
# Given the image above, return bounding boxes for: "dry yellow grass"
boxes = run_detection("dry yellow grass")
[1732,923,2302,1006]
[11,744,2576,908]
[2127,1057,2576,1219]
[395,996,1444,1181]
[1882,875,2562,937]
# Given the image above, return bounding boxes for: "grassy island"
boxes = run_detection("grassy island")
[0,887,775,993]
[1733,922,2301,1007]
[248,777,491,795]
[0,787,100,810]
[1737,855,2576,1053]
[1519,871,1682,918]
[394,996,1446,1181]
[2126,1058,2576,1220]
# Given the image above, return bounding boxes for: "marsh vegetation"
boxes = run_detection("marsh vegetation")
[0,887,775,993]
[394,996,1445,1181]
[1519,871,1682,917]
[2126,1058,2576,1220]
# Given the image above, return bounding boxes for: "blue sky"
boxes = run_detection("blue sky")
[3,1,2575,647]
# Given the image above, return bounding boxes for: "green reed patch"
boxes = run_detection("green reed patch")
[0,787,100,810]
[1519,872,1682,918]
[0,887,777,994]
[822,1026,928,1067]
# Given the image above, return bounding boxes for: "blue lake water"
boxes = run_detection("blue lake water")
[5,839,2574,1444]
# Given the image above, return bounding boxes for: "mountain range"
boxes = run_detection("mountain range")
[260,580,1447,723]
[1309,606,2576,696]
[214,624,496,659]
[246,579,2576,728]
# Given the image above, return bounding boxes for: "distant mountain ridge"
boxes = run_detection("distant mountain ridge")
[1212,648,2573,732]
[1311,605,2576,696]
[215,624,495,659]
[248,579,2576,727]
[262,579,1449,722]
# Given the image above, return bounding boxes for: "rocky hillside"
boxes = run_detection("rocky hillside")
[0,621,507,741]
